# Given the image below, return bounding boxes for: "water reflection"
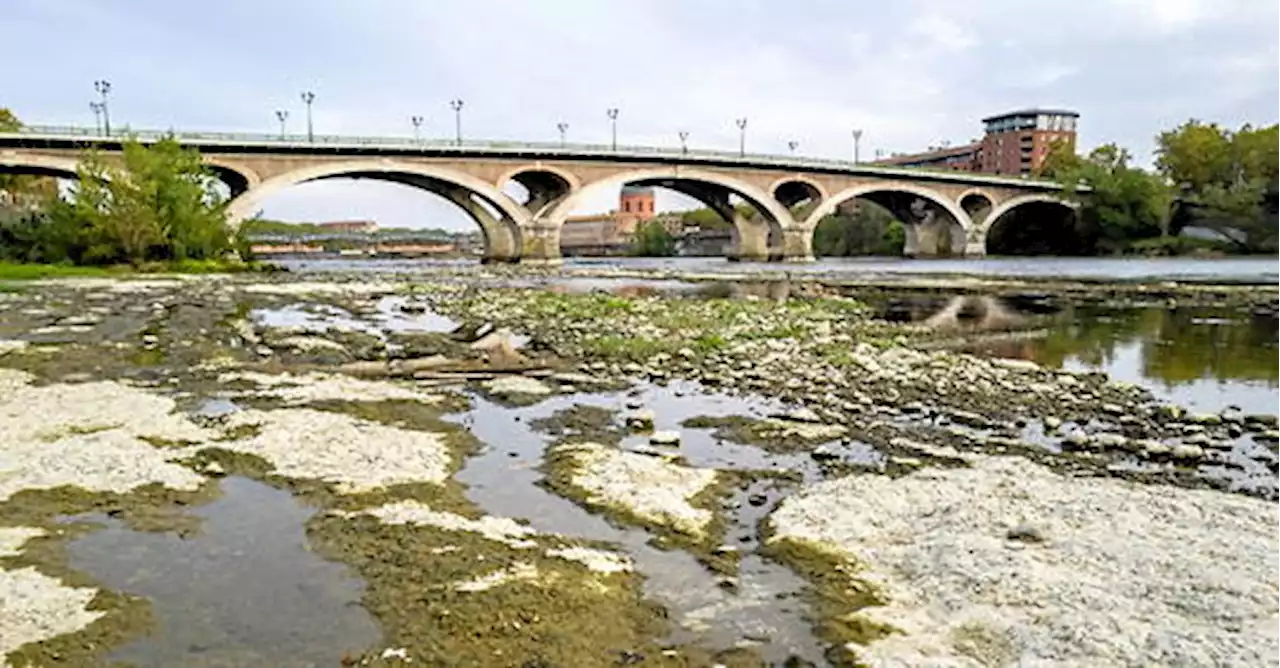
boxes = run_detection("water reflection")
[971,305,1278,415]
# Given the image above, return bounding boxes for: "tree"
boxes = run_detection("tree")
[28,136,232,265]
[812,201,904,256]
[630,220,675,256]
[1156,120,1279,253]
[1040,141,1171,253]
[0,108,58,207]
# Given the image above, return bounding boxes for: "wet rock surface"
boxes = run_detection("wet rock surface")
[0,269,1275,667]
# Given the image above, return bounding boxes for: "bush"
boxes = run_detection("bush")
[630,221,676,257]
[6,137,233,266]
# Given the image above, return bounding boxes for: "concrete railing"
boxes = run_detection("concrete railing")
[8,124,1062,190]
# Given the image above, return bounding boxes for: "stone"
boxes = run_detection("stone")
[1187,412,1223,426]
[1172,444,1205,460]
[649,430,681,446]
[747,493,768,507]
[810,445,842,462]
[1043,416,1063,431]
[624,409,656,430]
[481,376,553,398]
[780,407,823,423]
[1005,523,1046,543]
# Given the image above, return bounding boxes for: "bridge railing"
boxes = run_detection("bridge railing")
[9,124,1061,188]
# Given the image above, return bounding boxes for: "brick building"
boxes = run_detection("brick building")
[874,108,1078,176]
[561,186,659,251]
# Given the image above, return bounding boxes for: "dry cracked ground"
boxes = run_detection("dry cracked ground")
[0,272,1276,668]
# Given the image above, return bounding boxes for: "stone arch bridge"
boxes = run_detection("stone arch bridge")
[0,127,1073,263]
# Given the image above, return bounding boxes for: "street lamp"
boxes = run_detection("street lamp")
[852,128,863,164]
[275,109,289,139]
[449,99,464,146]
[93,80,111,136]
[678,130,689,156]
[606,108,619,151]
[556,122,568,147]
[300,91,316,142]
[788,140,799,155]
[735,118,747,157]
[411,115,424,142]
[89,101,104,135]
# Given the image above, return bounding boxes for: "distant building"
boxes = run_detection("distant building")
[874,108,1078,176]
[561,186,659,253]
[318,220,379,233]
[979,109,1078,176]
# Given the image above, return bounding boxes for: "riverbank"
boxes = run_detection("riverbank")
[0,269,1275,666]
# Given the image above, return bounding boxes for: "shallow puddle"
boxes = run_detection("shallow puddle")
[453,384,830,664]
[65,476,380,667]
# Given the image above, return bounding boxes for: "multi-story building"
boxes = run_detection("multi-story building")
[874,108,1078,176]
[979,109,1078,175]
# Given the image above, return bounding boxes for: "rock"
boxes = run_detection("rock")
[677,347,696,359]
[1187,412,1223,426]
[1140,440,1172,456]
[1157,404,1185,420]
[481,376,553,398]
[338,360,391,377]
[624,397,644,410]
[949,410,989,428]
[394,355,454,374]
[1254,429,1280,443]
[1245,414,1279,428]
[716,577,739,592]
[711,544,739,556]
[810,445,842,462]
[649,430,681,446]
[1043,416,1063,431]
[255,345,274,357]
[624,409,656,430]
[1005,524,1046,543]
[780,407,822,423]
[747,493,768,507]
[1171,444,1205,460]
[1092,433,1128,450]
[202,461,226,476]
[550,372,601,387]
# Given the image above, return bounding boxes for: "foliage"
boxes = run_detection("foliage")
[1156,120,1278,253]
[1039,142,1172,253]
[5,136,233,266]
[630,220,676,256]
[0,260,115,280]
[812,201,904,256]
[679,202,757,232]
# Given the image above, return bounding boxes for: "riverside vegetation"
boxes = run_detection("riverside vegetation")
[0,266,1275,667]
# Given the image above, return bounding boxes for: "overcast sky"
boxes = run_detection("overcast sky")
[3,0,1276,229]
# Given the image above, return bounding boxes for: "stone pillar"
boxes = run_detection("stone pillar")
[963,226,988,258]
[729,220,770,262]
[519,223,562,265]
[779,227,815,263]
[902,223,920,257]
[440,187,520,263]
[911,220,942,258]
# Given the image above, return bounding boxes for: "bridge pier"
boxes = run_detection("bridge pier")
[518,223,563,266]
[727,223,770,262]
[779,227,815,263]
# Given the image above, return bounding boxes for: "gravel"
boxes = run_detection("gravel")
[0,370,207,502]
[549,442,719,539]
[768,455,1279,667]
[220,370,445,405]
[216,409,453,493]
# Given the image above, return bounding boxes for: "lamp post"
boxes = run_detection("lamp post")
[556,122,568,147]
[788,140,799,155]
[449,99,464,145]
[606,108,619,151]
[735,117,747,157]
[851,128,863,164]
[93,80,111,136]
[411,115,424,142]
[275,110,289,139]
[300,91,316,142]
[678,130,689,156]
[89,101,104,136]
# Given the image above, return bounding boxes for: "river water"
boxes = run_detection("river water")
[277,255,1280,284]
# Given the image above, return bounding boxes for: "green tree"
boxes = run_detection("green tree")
[630,221,676,256]
[812,201,904,256]
[28,136,232,265]
[1040,142,1171,253]
[1157,120,1278,252]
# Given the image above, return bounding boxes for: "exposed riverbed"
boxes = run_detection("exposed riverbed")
[0,265,1275,667]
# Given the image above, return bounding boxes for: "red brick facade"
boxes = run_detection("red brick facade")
[874,109,1078,176]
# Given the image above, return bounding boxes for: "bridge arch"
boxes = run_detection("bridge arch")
[980,194,1079,256]
[769,175,828,211]
[803,182,974,257]
[497,164,579,219]
[0,153,81,180]
[540,167,799,261]
[226,159,531,262]
[957,188,995,226]
[203,159,259,199]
